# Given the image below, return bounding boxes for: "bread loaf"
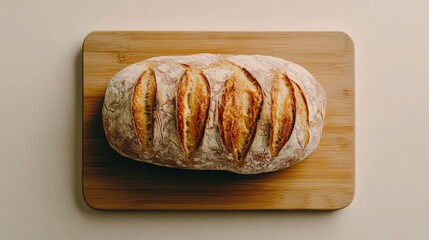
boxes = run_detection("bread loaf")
[102,54,326,174]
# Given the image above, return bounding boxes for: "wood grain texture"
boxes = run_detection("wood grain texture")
[82,31,355,210]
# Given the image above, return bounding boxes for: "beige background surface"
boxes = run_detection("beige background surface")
[0,0,428,239]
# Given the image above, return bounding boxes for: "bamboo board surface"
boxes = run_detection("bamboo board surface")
[83,31,355,210]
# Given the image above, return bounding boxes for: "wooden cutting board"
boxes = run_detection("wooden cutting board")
[83,31,355,210]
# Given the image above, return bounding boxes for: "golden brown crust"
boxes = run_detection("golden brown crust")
[270,72,296,158]
[176,68,211,159]
[218,67,263,163]
[291,81,310,147]
[104,54,327,174]
[132,68,157,151]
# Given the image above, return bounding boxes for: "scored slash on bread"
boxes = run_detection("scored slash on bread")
[218,66,263,163]
[176,67,211,159]
[270,72,296,158]
[132,68,157,151]
[291,81,310,148]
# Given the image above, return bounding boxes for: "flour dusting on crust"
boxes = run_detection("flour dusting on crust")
[102,54,326,174]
